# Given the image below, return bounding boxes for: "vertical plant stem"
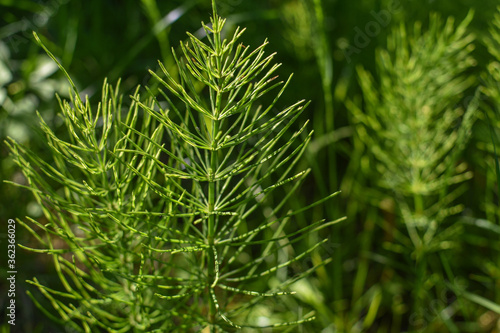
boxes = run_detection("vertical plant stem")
[352,207,376,301]
[414,193,424,216]
[206,76,222,331]
[208,4,221,329]
[207,119,219,331]
[411,190,425,328]
[310,0,342,315]
[311,0,334,124]
[412,189,425,329]
[414,251,426,329]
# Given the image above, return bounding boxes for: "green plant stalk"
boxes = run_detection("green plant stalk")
[208,6,221,327]
[207,119,219,331]
[309,0,336,195]
[414,250,426,330]
[311,0,334,126]
[349,206,377,332]
[412,190,425,323]
[309,0,342,314]
[352,207,376,301]
[414,194,423,216]
[489,124,500,305]
[406,193,426,329]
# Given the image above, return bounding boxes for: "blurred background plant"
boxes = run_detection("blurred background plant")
[346,11,481,332]
[2,0,500,332]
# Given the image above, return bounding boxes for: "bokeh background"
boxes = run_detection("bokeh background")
[1,0,500,332]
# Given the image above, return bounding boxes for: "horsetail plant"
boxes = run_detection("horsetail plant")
[6,2,342,332]
[346,11,478,328]
[479,5,500,309]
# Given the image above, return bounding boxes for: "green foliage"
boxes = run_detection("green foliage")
[477,5,500,310]
[483,6,500,211]
[6,3,339,332]
[349,11,477,226]
[346,11,482,331]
